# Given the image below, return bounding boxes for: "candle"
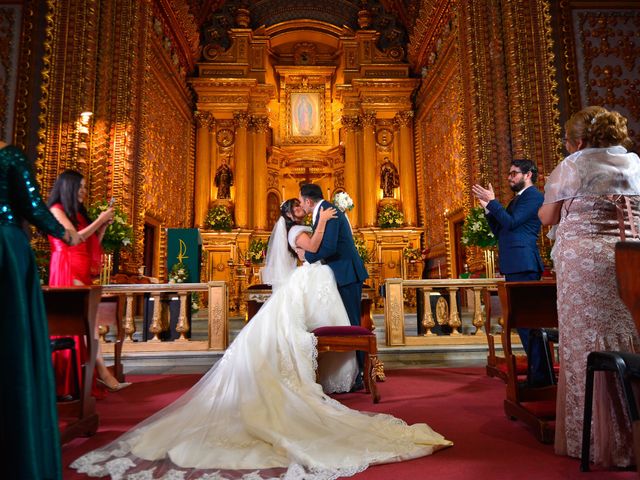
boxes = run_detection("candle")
[437,260,442,279]
[282,185,285,199]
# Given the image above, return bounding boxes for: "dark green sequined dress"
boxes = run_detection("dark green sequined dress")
[0,145,65,479]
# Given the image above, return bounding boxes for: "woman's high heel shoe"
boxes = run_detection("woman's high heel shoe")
[97,378,132,392]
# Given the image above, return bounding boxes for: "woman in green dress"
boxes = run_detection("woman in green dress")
[0,141,80,479]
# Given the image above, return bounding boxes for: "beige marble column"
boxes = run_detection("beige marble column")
[234,112,251,229]
[342,115,360,228]
[361,112,378,226]
[194,111,214,227]
[251,115,269,230]
[395,110,417,226]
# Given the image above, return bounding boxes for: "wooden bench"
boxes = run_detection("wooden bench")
[43,286,102,444]
[498,280,558,443]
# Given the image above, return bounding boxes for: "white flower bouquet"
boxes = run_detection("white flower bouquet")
[333,191,354,213]
[168,262,189,283]
[460,207,497,248]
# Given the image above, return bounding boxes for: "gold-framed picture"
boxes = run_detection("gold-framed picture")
[283,85,326,144]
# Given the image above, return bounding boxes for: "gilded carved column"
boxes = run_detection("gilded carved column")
[395,110,417,226]
[194,111,214,227]
[251,115,269,230]
[234,112,251,229]
[342,115,360,227]
[361,111,377,227]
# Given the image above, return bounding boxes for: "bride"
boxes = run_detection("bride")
[265,199,358,394]
[71,199,452,479]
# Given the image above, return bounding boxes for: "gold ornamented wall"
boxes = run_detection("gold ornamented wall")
[415,46,467,257]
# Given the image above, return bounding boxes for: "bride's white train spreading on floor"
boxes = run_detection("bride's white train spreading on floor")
[71,263,452,479]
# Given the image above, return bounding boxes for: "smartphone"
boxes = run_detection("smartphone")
[108,197,115,207]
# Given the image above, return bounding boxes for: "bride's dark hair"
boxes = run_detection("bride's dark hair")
[280,198,301,257]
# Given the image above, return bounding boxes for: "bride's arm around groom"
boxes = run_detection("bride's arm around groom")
[299,184,369,328]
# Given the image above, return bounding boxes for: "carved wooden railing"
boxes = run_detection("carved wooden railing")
[101,282,228,350]
[383,278,504,346]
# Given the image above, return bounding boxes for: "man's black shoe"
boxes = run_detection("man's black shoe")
[351,374,365,392]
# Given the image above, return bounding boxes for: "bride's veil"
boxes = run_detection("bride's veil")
[261,216,296,290]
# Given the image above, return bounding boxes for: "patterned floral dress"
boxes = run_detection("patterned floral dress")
[553,195,640,467]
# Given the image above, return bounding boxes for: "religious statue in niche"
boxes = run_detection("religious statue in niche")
[214,156,234,199]
[380,158,400,198]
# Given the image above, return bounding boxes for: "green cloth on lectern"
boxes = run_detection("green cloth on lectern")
[167,228,202,283]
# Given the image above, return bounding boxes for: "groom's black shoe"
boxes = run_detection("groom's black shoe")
[351,373,365,392]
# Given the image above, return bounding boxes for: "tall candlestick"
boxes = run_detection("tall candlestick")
[437,260,442,279]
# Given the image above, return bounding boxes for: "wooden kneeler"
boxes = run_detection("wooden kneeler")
[43,286,102,444]
[498,280,558,443]
[313,325,380,403]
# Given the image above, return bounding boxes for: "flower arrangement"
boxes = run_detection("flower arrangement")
[247,238,268,264]
[333,191,354,213]
[460,206,497,248]
[353,236,371,263]
[168,262,189,283]
[205,205,233,231]
[88,200,133,253]
[403,246,421,262]
[191,292,201,313]
[377,204,404,228]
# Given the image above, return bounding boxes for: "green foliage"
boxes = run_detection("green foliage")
[353,236,371,263]
[191,292,201,313]
[461,207,497,248]
[168,262,189,283]
[403,246,421,261]
[377,204,404,228]
[33,247,50,285]
[247,238,268,264]
[205,205,233,231]
[87,200,133,253]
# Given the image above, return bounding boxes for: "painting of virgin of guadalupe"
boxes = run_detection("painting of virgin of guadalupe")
[291,92,321,137]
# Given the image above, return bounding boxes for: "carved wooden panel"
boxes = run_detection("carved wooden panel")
[0,5,21,143]
[565,7,640,147]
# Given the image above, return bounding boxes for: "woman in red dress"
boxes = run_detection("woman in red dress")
[47,169,129,395]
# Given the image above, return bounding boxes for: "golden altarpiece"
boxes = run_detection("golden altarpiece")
[190,20,422,311]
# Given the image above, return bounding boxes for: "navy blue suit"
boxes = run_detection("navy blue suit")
[486,186,548,385]
[305,200,369,327]
[486,186,544,277]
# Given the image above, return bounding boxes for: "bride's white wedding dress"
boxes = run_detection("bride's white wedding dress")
[71,221,451,480]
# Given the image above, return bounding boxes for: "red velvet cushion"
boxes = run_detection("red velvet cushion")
[312,326,373,336]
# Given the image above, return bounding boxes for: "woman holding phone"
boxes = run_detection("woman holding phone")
[47,169,130,394]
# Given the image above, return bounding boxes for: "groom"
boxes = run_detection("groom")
[298,184,369,384]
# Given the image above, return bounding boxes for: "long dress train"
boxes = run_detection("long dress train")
[71,262,451,479]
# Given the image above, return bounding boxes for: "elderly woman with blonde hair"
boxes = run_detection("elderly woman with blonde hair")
[539,106,640,469]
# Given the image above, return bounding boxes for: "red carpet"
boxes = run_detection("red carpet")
[62,368,634,479]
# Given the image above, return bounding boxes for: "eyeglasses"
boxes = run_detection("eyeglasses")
[508,170,523,177]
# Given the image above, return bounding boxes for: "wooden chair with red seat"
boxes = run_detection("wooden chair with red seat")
[43,285,102,444]
[313,286,381,403]
[580,241,640,472]
[498,280,558,443]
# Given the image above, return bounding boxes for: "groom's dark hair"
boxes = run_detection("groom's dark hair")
[300,183,323,202]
